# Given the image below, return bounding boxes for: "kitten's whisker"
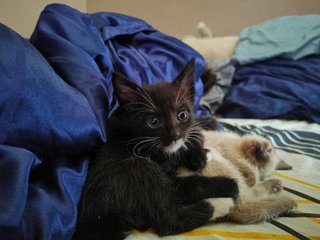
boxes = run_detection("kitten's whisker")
[187,127,205,138]
[141,141,157,157]
[130,107,154,113]
[154,144,162,162]
[187,129,202,135]
[175,85,182,105]
[176,85,194,105]
[175,88,187,106]
[190,121,207,128]
[130,88,157,112]
[187,130,203,139]
[177,96,194,106]
[128,136,161,159]
[126,102,156,113]
[147,141,161,159]
[129,137,158,158]
[187,130,202,137]
[128,136,157,145]
[130,110,156,118]
[186,137,202,147]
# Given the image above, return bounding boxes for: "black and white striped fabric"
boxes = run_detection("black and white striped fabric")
[222,123,320,160]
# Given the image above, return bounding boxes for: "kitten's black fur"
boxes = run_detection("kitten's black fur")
[73,59,239,240]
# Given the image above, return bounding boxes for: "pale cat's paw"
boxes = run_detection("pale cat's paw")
[206,197,234,220]
[263,178,283,194]
[275,195,298,215]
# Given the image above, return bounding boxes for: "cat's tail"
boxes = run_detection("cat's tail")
[227,195,297,224]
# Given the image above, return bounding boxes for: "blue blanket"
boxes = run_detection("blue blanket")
[217,15,320,123]
[232,15,320,65]
[217,55,320,123]
[0,4,207,239]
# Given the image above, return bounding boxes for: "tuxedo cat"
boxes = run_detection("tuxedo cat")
[73,59,239,240]
[178,131,297,224]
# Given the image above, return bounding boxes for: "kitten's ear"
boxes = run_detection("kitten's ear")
[112,73,143,105]
[172,58,196,101]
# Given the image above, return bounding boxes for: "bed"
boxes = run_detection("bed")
[0,4,319,240]
[127,118,320,240]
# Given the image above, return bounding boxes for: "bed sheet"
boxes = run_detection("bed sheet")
[127,119,320,240]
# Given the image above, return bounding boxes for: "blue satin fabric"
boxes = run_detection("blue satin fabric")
[30,4,207,118]
[0,4,207,240]
[217,56,320,123]
[0,23,94,240]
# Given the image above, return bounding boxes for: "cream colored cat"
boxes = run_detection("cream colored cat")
[177,130,297,224]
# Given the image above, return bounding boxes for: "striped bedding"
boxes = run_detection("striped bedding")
[127,119,320,240]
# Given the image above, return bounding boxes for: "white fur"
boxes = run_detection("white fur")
[206,149,220,162]
[206,198,234,220]
[164,138,185,154]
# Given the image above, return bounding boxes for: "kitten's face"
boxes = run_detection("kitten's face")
[112,59,198,156]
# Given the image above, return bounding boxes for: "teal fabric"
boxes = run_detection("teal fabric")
[232,15,320,65]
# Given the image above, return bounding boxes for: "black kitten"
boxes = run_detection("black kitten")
[73,59,239,240]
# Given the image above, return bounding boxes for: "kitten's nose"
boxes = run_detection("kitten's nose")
[169,130,181,141]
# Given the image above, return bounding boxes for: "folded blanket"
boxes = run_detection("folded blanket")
[217,55,320,123]
[233,15,320,65]
[0,4,207,240]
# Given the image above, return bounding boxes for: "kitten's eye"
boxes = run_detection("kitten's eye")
[147,117,160,129]
[177,110,189,122]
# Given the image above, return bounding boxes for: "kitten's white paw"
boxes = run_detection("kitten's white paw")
[206,197,234,220]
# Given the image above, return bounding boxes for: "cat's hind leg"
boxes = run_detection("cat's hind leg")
[149,175,239,236]
[250,178,283,199]
[228,195,297,224]
[152,197,235,235]
[174,175,239,204]
[119,160,236,236]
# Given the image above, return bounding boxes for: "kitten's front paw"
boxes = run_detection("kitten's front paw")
[215,178,239,199]
[184,148,207,172]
